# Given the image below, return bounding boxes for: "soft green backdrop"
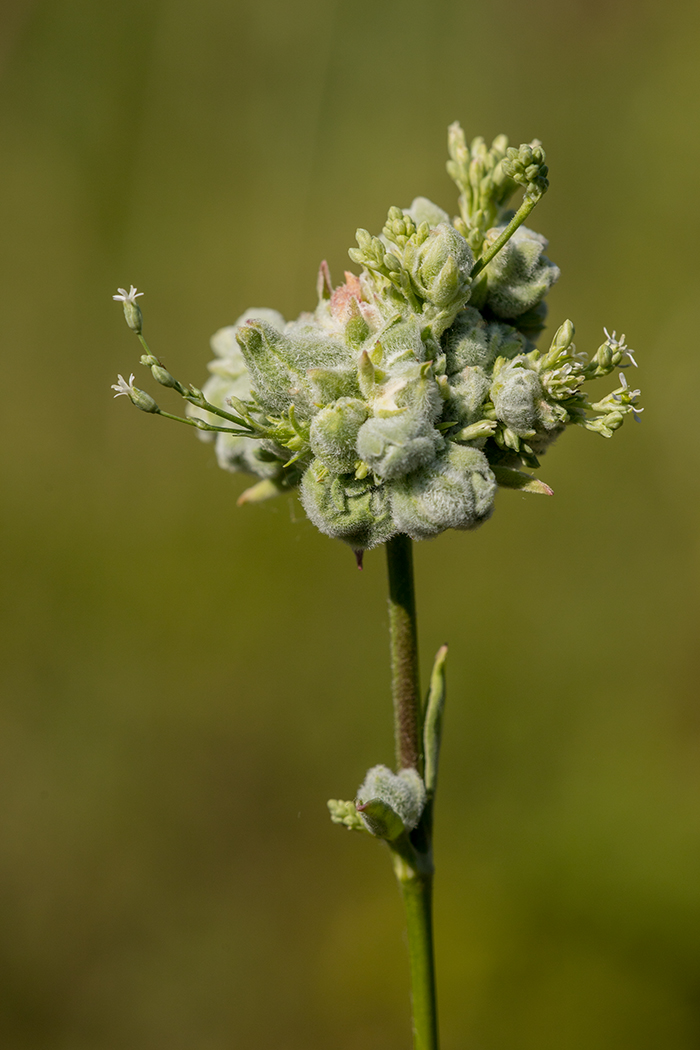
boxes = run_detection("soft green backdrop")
[1,1,700,1047]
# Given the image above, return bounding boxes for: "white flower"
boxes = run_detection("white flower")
[111,373,136,398]
[604,327,637,368]
[613,371,644,421]
[112,286,144,304]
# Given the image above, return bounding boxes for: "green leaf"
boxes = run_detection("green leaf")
[492,465,553,495]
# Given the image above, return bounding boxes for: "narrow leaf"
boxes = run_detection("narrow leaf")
[423,645,448,798]
[492,465,553,495]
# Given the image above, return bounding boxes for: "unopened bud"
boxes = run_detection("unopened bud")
[151,364,178,388]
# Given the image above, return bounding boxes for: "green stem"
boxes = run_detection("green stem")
[385,535,439,1050]
[386,534,421,772]
[155,408,253,434]
[469,194,539,280]
[137,333,255,430]
[394,856,439,1050]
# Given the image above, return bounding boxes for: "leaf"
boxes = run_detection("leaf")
[492,465,553,495]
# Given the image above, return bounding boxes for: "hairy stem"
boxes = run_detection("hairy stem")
[386,534,421,772]
[386,535,439,1050]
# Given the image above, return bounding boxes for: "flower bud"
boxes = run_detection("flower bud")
[389,444,496,539]
[446,367,492,427]
[404,223,473,309]
[356,414,442,480]
[490,363,544,435]
[151,364,178,388]
[356,765,426,837]
[327,799,366,832]
[309,398,369,474]
[299,462,396,549]
[443,308,490,372]
[483,226,559,320]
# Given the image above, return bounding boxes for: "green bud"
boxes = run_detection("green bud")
[327,799,367,832]
[483,226,559,320]
[490,362,543,435]
[344,298,370,348]
[447,367,492,427]
[404,223,473,310]
[309,398,370,474]
[356,765,426,837]
[300,462,396,549]
[356,413,442,480]
[551,318,575,352]
[596,343,613,370]
[237,478,285,505]
[389,443,496,539]
[151,364,178,388]
[453,419,498,443]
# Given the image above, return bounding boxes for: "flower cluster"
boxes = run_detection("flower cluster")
[114,125,640,551]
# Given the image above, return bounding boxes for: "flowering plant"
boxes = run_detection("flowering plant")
[112,124,639,1049]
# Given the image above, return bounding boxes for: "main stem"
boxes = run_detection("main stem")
[385,535,439,1050]
[386,534,421,772]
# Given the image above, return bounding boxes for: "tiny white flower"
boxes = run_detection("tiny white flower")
[612,371,643,420]
[604,327,637,367]
[112,286,144,304]
[111,373,136,398]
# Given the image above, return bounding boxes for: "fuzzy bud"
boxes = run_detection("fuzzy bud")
[356,766,426,838]
[309,398,369,474]
[404,223,473,309]
[300,462,396,550]
[356,414,442,480]
[389,444,496,539]
[490,363,544,435]
[483,226,559,320]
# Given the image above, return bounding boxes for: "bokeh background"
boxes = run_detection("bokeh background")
[2,0,700,1047]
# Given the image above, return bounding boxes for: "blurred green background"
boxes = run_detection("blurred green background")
[1,0,700,1047]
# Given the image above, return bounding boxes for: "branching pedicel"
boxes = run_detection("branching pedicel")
[112,125,640,1050]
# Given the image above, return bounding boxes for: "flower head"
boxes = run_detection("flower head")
[111,373,136,398]
[111,372,159,413]
[112,286,144,304]
[113,286,144,333]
